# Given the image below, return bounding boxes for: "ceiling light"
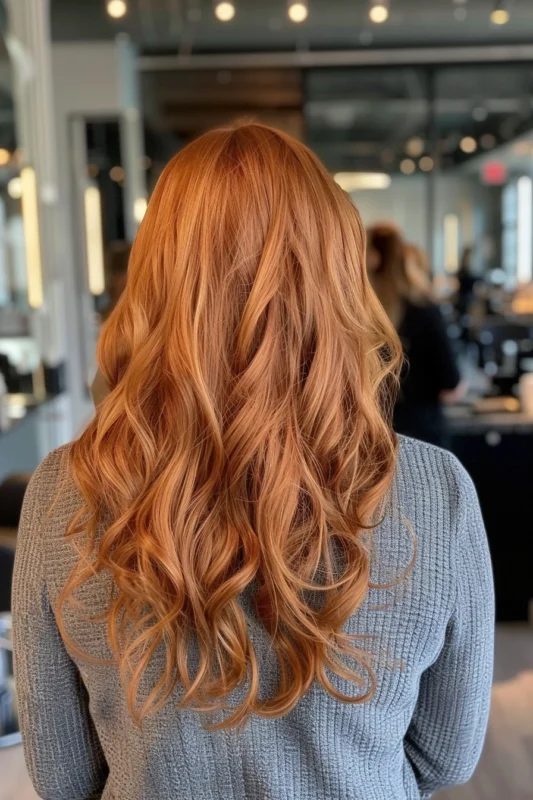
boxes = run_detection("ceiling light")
[7,176,22,199]
[288,2,308,23]
[406,137,424,157]
[472,106,488,122]
[214,1,236,21]
[490,3,510,25]
[460,136,477,154]
[0,148,10,166]
[400,159,416,175]
[369,1,389,23]
[334,172,391,192]
[106,0,127,19]
[419,156,434,172]
[109,165,125,182]
[480,133,496,149]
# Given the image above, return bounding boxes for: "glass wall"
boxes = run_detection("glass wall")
[305,62,533,290]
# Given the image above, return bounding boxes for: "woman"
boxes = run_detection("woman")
[368,224,464,449]
[13,124,493,800]
[456,246,477,320]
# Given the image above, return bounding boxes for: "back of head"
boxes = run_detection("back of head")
[64,122,401,727]
[367,223,417,326]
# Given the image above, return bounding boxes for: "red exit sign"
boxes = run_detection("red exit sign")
[481,161,508,185]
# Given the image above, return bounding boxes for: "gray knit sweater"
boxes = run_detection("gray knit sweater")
[12,437,494,800]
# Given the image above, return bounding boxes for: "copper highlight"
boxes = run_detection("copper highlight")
[60,123,402,728]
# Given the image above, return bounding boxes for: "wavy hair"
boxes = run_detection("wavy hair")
[60,123,402,728]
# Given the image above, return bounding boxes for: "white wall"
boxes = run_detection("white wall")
[52,42,121,116]
[352,172,501,274]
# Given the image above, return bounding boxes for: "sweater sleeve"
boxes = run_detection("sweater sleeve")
[404,463,494,795]
[12,452,109,800]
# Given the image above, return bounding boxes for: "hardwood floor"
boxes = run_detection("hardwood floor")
[437,625,533,800]
[1,625,532,800]
[0,745,38,800]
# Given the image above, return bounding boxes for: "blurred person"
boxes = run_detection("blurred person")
[368,223,465,448]
[13,124,493,800]
[456,245,477,320]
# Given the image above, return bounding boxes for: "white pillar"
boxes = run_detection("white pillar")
[117,35,147,241]
[6,0,73,449]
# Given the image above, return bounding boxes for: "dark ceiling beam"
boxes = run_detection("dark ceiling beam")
[139,44,533,72]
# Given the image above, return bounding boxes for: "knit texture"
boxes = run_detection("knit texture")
[12,436,494,800]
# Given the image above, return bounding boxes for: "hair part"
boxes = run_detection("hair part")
[59,122,402,728]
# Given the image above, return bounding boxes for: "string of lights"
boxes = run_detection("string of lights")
[104,1,513,28]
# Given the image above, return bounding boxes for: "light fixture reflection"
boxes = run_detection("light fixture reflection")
[84,186,105,296]
[444,213,460,274]
[334,172,391,192]
[134,197,148,224]
[20,167,44,309]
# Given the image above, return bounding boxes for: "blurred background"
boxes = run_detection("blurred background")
[0,1,532,797]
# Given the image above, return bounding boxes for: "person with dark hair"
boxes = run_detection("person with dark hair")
[368,223,464,448]
[456,245,477,320]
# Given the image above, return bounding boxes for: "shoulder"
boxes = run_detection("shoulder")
[21,443,76,524]
[395,435,476,536]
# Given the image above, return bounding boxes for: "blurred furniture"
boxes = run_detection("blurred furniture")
[0,550,14,613]
[0,474,30,615]
[470,317,533,396]
[450,412,533,622]
[0,475,29,529]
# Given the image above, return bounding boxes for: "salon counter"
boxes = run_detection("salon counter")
[446,406,533,623]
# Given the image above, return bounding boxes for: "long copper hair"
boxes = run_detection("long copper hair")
[60,123,402,728]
